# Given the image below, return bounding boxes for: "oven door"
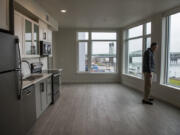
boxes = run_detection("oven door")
[53,74,60,94]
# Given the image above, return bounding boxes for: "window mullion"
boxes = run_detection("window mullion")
[125,40,129,74]
[88,32,91,73]
[165,16,170,84]
[143,24,146,51]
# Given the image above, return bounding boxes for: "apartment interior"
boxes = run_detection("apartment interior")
[0,0,180,135]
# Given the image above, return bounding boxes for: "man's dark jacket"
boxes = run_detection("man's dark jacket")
[143,48,155,73]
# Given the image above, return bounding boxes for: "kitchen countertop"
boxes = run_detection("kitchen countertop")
[22,73,52,89]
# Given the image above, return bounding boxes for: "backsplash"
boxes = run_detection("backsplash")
[22,57,50,76]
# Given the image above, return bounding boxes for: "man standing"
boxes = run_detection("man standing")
[142,42,158,105]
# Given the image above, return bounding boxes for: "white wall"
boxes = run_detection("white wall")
[120,12,180,108]
[53,28,121,83]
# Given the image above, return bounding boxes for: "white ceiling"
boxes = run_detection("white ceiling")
[36,0,180,28]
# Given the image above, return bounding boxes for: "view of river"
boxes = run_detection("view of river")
[169,64,180,78]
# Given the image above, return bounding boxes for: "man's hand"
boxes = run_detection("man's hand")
[149,73,152,78]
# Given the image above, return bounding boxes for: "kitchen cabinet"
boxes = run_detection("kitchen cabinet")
[14,11,53,58]
[47,29,52,42]
[35,80,46,118]
[35,82,41,118]
[35,77,52,119]
[39,20,48,41]
[39,20,52,42]
[24,19,39,57]
[40,81,47,112]
[14,11,24,57]
[14,11,40,58]
[0,0,9,30]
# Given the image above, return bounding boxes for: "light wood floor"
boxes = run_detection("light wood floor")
[27,84,180,135]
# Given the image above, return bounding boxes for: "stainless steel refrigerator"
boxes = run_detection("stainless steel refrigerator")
[0,31,22,135]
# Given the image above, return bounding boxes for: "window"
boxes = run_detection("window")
[78,42,88,72]
[165,13,180,87]
[128,38,143,77]
[128,25,143,38]
[77,32,117,73]
[91,41,117,72]
[124,22,152,78]
[77,32,89,40]
[92,32,117,40]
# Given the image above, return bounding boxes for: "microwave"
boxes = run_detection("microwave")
[40,41,52,56]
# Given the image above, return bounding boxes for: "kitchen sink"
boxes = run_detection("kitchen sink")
[23,75,43,81]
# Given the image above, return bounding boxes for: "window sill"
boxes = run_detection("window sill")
[160,84,180,91]
[122,73,143,80]
[76,72,118,75]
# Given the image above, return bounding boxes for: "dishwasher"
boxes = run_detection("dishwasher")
[21,85,36,135]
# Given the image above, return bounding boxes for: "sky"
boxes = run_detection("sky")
[170,12,180,53]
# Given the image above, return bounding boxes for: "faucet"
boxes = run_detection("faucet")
[21,60,31,79]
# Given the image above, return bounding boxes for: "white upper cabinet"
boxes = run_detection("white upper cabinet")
[14,11,53,58]
[0,0,9,30]
[24,19,39,57]
[14,11,40,58]
[39,20,48,41]
[39,20,52,42]
[14,11,24,57]
[47,29,52,42]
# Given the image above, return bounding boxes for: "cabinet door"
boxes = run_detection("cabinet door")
[33,24,39,55]
[40,81,47,111]
[35,83,41,119]
[47,29,52,42]
[24,19,33,55]
[14,12,24,57]
[46,77,52,105]
[0,0,9,30]
[39,20,48,41]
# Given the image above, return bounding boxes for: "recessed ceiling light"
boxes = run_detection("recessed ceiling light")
[60,10,67,13]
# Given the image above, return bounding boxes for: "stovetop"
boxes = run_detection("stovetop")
[43,69,63,74]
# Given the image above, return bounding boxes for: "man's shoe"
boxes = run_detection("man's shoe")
[148,97,154,101]
[142,99,153,105]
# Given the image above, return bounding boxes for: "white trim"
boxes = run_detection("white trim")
[160,84,180,91]
[122,73,143,80]
[161,13,180,89]
[76,31,118,74]
[123,21,152,78]
[162,6,180,17]
[76,72,118,75]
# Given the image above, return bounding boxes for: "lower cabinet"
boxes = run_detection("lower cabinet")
[35,77,52,119]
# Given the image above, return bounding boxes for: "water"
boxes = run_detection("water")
[169,64,180,78]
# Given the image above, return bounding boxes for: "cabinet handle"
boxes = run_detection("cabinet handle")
[40,83,45,92]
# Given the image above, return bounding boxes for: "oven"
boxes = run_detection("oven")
[42,69,62,104]
[52,73,60,103]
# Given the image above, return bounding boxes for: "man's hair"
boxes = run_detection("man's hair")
[151,42,157,47]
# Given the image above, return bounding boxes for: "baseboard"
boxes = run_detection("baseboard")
[121,83,180,109]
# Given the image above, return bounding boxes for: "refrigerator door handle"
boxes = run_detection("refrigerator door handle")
[17,70,23,100]
[15,37,22,100]
[15,38,21,69]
